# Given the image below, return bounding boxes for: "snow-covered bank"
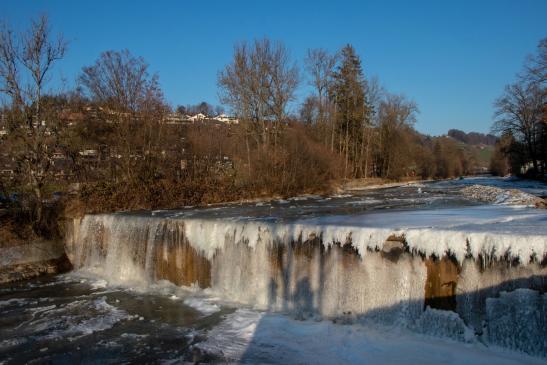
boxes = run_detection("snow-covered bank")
[462,184,546,207]
[341,178,431,191]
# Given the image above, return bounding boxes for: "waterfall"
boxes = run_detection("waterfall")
[66,212,547,356]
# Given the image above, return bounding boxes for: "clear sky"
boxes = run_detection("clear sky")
[2,0,546,135]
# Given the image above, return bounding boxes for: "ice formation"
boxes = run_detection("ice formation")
[485,289,546,356]
[194,308,546,364]
[73,205,547,266]
[67,203,547,357]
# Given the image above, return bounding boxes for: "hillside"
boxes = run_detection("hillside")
[447,129,497,146]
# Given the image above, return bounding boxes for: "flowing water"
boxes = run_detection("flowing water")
[0,274,232,363]
[1,177,546,364]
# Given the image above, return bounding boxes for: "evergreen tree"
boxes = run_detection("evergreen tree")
[330,45,372,177]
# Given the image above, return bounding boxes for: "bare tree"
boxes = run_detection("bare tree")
[361,76,383,177]
[79,50,166,181]
[376,93,418,178]
[0,15,67,232]
[304,48,337,144]
[218,38,298,146]
[524,38,547,86]
[299,95,319,125]
[493,80,544,173]
[214,105,225,116]
[267,41,299,147]
[525,38,547,170]
[79,50,161,113]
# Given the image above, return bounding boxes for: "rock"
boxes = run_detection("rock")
[424,257,460,311]
[0,240,71,283]
[381,239,406,262]
[0,254,72,284]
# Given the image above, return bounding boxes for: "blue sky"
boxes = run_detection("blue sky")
[2,0,546,135]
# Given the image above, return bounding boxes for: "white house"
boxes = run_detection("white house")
[188,113,207,122]
[214,114,239,124]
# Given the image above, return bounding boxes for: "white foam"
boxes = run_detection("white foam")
[90,279,108,290]
[0,298,33,309]
[0,337,28,350]
[331,193,353,198]
[183,297,221,315]
[21,297,134,341]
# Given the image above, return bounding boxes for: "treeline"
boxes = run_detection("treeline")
[490,38,546,177]
[448,129,497,146]
[0,16,477,237]
[217,40,478,181]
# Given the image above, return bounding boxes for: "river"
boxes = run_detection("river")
[1,177,546,364]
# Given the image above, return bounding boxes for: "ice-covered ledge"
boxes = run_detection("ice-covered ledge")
[178,205,547,264]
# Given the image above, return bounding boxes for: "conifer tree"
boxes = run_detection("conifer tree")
[330,45,371,177]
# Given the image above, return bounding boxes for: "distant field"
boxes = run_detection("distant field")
[456,141,493,168]
[474,145,494,166]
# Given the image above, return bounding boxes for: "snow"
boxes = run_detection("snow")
[194,308,546,364]
[414,307,475,343]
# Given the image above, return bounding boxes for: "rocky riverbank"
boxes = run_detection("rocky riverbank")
[461,184,547,208]
[0,241,72,283]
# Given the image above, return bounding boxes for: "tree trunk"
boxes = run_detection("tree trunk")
[245,132,252,177]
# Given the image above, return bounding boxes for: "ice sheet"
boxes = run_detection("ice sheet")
[195,308,546,364]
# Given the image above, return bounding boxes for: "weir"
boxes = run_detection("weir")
[65,211,547,356]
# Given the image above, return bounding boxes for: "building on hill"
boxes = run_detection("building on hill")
[215,114,239,124]
[188,113,207,122]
